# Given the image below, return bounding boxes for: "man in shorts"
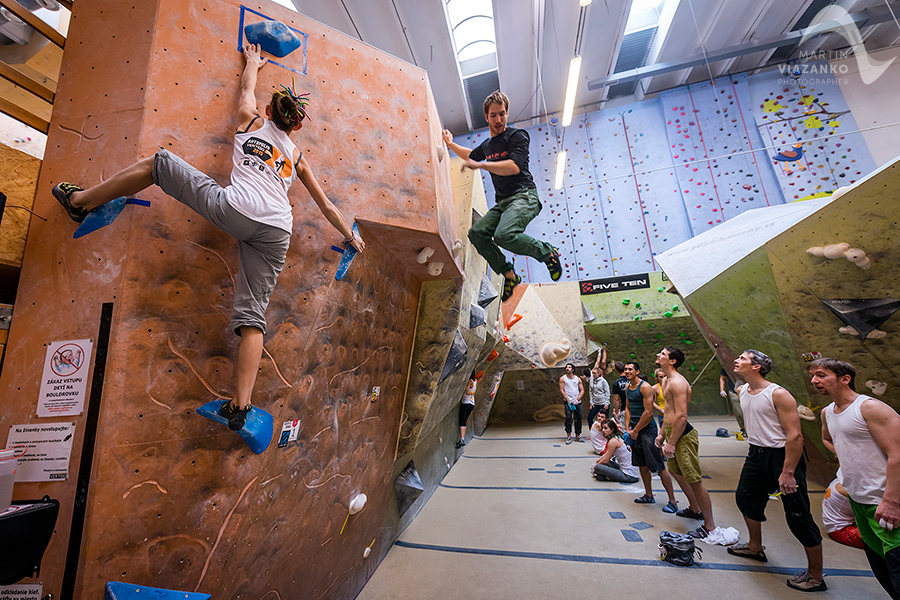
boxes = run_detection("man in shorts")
[656,346,716,538]
[813,358,900,598]
[52,44,364,432]
[729,350,825,592]
[623,361,678,511]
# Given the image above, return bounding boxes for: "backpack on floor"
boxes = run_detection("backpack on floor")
[659,530,702,566]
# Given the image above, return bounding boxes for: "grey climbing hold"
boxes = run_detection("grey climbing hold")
[395,461,424,516]
[470,304,487,328]
[477,275,499,308]
[438,329,468,383]
[582,301,595,322]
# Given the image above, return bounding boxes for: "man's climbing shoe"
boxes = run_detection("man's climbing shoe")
[545,248,562,281]
[53,182,89,223]
[219,401,251,431]
[501,273,522,302]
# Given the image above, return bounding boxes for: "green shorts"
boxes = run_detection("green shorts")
[664,425,702,484]
[850,498,900,557]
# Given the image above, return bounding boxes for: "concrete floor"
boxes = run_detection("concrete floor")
[358,417,885,600]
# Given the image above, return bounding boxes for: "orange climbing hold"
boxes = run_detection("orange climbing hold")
[487,350,499,361]
[503,335,510,343]
[506,314,523,329]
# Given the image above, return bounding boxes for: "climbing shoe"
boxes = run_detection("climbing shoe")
[501,273,522,302]
[545,248,562,281]
[219,401,251,431]
[53,182,89,223]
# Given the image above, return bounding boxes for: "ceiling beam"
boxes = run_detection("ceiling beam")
[0,0,66,49]
[0,61,54,103]
[588,4,897,90]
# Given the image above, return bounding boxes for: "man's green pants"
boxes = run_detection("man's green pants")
[468,187,554,276]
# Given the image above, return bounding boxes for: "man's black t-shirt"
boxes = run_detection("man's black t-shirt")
[613,376,629,409]
[469,127,535,200]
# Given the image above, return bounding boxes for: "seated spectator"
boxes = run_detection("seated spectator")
[592,419,640,484]
[589,412,608,455]
[822,477,863,548]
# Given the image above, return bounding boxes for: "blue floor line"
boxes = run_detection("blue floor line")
[439,483,825,494]
[460,454,747,460]
[392,540,873,577]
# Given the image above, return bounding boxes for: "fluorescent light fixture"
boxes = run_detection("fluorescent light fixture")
[579,0,592,5]
[555,150,567,190]
[562,56,582,127]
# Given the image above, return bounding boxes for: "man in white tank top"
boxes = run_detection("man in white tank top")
[812,358,900,599]
[559,364,584,444]
[729,350,825,592]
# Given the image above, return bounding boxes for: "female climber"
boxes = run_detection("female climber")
[52,44,365,431]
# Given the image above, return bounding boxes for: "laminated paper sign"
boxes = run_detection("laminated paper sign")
[37,339,93,417]
[0,584,43,600]
[6,423,76,482]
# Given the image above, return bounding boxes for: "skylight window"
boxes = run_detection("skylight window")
[625,0,666,33]
[446,0,496,62]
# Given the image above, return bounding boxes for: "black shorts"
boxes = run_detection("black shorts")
[735,445,822,548]
[631,423,666,472]
[459,403,475,427]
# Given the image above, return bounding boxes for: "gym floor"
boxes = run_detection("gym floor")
[358,417,883,600]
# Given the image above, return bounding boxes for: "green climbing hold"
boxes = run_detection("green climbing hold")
[658,287,664,292]
[637,339,643,344]
[630,353,636,358]
[657,333,664,338]
[680,332,686,337]
[690,365,697,371]
[649,324,655,328]
[635,302,641,308]
[686,340,694,345]
[664,311,673,318]
[672,305,679,311]
[634,316,641,321]
[622,298,631,305]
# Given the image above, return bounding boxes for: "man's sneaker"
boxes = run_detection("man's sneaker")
[501,273,522,302]
[786,571,827,592]
[219,401,250,431]
[52,182,89,223]
[545,248,562,281]
[688,525,709,539]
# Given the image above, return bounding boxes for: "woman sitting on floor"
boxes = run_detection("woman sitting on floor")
[592,419,640,484]
[589,412,608,455]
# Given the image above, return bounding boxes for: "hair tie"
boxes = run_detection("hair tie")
[277,76,311,122]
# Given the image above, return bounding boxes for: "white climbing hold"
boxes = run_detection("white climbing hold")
[417,247,435,264]
[427,261,444,276]
[349,494,367,515]
[866,379,888,396]
[540,337,572,367]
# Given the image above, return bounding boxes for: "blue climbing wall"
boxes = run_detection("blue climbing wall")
[452,67,875,284]
[748,61,876,199]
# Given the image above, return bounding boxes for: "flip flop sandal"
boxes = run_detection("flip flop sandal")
[53,182,89,223]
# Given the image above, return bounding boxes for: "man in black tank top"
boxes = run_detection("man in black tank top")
[623,362,678,510]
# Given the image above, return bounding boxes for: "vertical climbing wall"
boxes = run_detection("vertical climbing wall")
[748,62,876,199]
[452,68,876,285]
[0,0,458,598]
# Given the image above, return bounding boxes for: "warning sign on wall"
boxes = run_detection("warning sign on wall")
[0,583,43,600]
[37,339,93,417]
[6,423,76,482]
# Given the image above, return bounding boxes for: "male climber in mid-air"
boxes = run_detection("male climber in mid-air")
[442,90,561,301]
[52,44,365,431]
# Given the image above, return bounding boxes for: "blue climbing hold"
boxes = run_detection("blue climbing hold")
[335,222,359,281]
[197,400,274,455]
[74,197,150,239]
[106,581,211,600]
[244,21,303,58]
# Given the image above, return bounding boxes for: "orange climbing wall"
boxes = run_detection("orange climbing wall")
[0,0,458,598]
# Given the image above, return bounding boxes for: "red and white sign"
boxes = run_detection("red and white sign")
[37,339,93,417]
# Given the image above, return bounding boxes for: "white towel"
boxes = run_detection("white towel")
[700,526,740,546]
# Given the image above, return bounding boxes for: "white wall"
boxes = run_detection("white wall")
[832,46,900,167]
